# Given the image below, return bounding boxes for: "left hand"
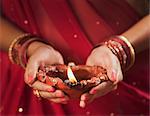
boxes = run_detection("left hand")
[79,45,123,108]
[24,41,69,104]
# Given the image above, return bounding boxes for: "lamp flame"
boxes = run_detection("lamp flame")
[67,66,77,83]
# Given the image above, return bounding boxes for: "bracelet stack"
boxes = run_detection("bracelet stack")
[8,33,39,68]
[95,35,135,71]
[111,36,135,70]
[9,33,135,71]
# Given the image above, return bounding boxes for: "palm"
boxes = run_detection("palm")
[79,45,123,108]
[86,45,123,83]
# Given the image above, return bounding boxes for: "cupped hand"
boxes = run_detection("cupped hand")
[24,41,69,104]
[80,45,123,108]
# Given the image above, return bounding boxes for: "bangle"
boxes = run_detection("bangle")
[117,35,135,70]
[105,40,127,70]
[93,35,135,71]
[18,37,39,68]
[8,33,32,65]
[8,33,42,68]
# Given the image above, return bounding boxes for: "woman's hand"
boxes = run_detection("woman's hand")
[80,45,123,108]
[24,41,69,104]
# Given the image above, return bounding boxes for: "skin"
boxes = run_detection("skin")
[0,18,70,104]
[0,3,149,106]
[79,15,150,108]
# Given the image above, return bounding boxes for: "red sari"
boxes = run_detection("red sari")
[0,0,149,115]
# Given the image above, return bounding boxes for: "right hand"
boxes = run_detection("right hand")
[24,41,69,104]
[80,45,123,108]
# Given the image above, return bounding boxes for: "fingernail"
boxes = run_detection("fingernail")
[28,76,34,84]
[61,97,68,102]
[90,89,97,94]
[47,87,55,92]
[81,95,88,101]
[80,101,86,108]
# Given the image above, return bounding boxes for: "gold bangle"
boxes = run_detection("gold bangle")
[8,33,31,64]
[118,35,135,70]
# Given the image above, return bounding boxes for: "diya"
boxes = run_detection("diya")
[36,62,109,98]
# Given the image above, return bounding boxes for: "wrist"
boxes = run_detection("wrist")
[27,40,52,57]
[8,33,50,68]
[93,35,135,71]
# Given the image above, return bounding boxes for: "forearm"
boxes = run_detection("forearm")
[0,17,25,51]
[121,15,150,53]
[0,17,47,57]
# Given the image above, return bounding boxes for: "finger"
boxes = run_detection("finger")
[39,90,65,98]
[80,93,94,108]
[80,93,93,101]
[89,81,115,95]
[32,81,55,92]
[80,97,95,108]
[79,100,86,108]
[94,86,115,98]
[24,59,39,85]
[112,85,118,91]
[49,96,69,104]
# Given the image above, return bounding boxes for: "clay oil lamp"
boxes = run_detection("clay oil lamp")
[36,62,109,98]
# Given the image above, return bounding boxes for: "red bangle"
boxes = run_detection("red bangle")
[8,33,46,68]
[93,35,135,71]
[105,40,127,69]
[116,36,135,70]
[8,33,33,65]
[18,38,39,68]
[111,36,135,70]
[111,37,131,69]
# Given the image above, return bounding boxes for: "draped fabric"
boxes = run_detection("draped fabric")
[0,0,149,115]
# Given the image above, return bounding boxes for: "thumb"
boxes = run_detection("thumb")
[53,50,64,65]
[24,59,39,85]
[107,69,123,85]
